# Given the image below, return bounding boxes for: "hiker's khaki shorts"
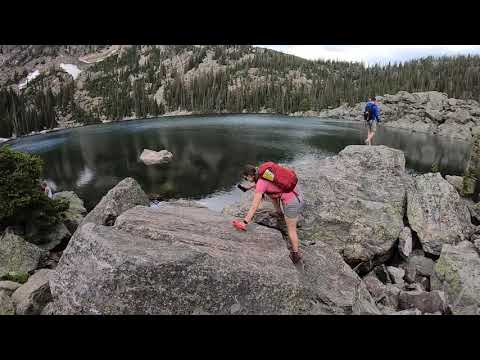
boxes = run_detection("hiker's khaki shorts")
[367,120,377,133]
[283,197,305,219]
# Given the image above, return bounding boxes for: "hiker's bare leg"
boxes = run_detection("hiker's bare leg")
[365,128,371,145]
[285,216,300,252]
[367,129,373,145]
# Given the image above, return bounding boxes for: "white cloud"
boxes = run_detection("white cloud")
[256,45,480,66]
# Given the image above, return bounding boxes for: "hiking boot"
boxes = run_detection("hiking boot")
[289,250,303,265]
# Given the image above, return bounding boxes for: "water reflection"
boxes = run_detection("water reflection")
[8,115,470,210]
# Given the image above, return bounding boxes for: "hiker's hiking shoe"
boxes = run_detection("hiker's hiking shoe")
[289,251,303,265]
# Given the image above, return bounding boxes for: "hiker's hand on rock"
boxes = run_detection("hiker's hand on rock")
[232,220,247,231]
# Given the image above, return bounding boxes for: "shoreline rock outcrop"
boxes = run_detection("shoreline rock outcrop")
[317,91,480,141]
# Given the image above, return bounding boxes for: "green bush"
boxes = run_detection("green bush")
[0,146,68,232]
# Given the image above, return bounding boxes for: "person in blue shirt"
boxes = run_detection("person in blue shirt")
[364,96,381,146]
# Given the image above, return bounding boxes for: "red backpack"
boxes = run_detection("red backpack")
[257,162,298,194]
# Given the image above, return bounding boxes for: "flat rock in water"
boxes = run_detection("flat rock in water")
[50,205,379,315]
[81,177,149,227]
[139,149,173,165]
[431,241,480,315]
[407,173,473,256]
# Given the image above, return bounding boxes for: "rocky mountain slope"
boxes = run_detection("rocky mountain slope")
[2,45,480,139]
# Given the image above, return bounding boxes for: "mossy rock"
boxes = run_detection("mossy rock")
[0,271,30,284]
[462,176,475,196]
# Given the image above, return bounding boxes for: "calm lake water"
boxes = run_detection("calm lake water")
[7,114,471,211]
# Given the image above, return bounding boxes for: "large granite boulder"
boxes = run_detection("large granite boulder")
[224,146,410,272]
[0,230,46,277]
[406,173,474,256]
[11,269,53,315]
[81,177,149,226]
[53,191,87,233]
[431,241,480,315]
[50,205,379,315]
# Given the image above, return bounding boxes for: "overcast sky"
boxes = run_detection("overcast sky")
[256,45,480,66]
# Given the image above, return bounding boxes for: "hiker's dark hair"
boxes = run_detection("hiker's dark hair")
[242,164,257,178]
[371,96,376,101]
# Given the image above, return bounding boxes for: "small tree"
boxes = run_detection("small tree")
[0,146,68,232]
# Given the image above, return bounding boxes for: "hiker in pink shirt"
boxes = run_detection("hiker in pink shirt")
[233,163,305,265]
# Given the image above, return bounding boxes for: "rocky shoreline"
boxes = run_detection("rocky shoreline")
[312,90,480,142]
[2,144,479,315]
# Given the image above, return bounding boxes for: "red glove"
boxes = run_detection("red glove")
[232,220,247,231]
